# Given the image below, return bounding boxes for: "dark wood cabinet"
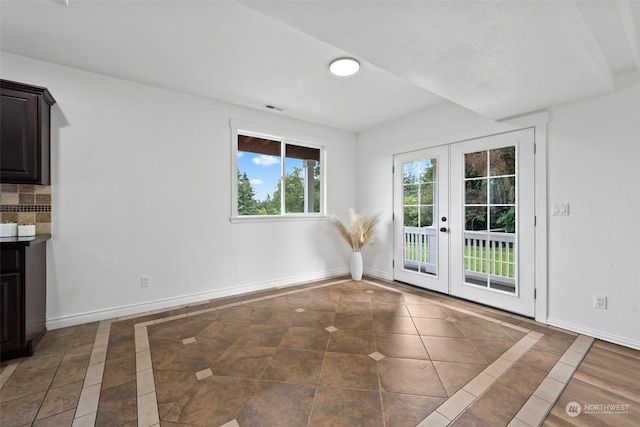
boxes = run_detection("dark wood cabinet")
[0,271,23,356]
[0,235,50,360]
[0,80,56,185]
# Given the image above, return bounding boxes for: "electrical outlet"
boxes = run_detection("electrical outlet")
[594,294,607,309]
[141,276,151,288]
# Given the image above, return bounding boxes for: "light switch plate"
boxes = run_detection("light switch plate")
[552,203,569,215]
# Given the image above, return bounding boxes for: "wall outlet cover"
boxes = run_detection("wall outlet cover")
[594,294,607,309]
[141,276,151,288]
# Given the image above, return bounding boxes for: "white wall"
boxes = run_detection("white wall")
[1,52,358,328]
[545,76,640,348]
[357,75,640,349]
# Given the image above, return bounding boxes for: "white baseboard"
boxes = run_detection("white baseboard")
[46,268,349,330]
[546,318,640,351]
[364,267,393,281]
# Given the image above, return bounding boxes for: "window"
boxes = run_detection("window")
[232,123,323,219]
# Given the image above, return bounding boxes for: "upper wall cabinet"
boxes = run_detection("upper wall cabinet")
[0,80,56,185]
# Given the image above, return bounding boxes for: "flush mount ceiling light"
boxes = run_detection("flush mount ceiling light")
[329,57,360,77]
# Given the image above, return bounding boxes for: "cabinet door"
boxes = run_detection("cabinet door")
[0,88,40,184]
[0,273,23,354]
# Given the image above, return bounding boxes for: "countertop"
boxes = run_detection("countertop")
[0,234,52,247]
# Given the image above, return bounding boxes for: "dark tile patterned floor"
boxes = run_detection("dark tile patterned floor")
[0,276,638,427]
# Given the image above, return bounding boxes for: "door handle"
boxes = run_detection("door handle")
[440,227,448,232]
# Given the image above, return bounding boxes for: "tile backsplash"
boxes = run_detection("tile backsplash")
[0,184,52,234]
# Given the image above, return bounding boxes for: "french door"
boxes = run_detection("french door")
[393,145,449,293]
[393,128,535,317]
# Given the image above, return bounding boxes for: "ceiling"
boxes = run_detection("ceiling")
[1,1,638,133]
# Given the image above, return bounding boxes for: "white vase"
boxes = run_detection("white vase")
[351,251,363,281]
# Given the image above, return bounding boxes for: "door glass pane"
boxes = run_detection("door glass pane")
[490,206,515,232]
[404,206,418,227]
[402,158,438,276]
[490,176,515,204]
[465,179,487,204]
[465,206,487,231]
[490,146,516,176]
[465,151,487,178]
[419,206,434,227]
[463,146,516,293]
[419,183,434,205]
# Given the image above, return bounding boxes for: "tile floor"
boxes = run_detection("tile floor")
[1,277,638,426]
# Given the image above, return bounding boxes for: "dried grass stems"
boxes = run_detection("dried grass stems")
[331,209,381,252]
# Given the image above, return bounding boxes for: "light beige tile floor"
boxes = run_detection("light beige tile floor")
[1,276,638,426]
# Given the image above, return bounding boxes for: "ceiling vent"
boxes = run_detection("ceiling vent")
[263,104,284,112]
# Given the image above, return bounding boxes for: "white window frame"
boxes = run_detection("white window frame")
[230,120,326,222]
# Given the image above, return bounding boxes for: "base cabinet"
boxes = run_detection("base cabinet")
[0,236,49,360]
[0,272,23,356]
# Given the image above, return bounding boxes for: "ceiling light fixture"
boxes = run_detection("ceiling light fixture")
[329,57,360,77]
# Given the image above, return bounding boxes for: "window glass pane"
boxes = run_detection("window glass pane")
[284,158,305,213]
[284,144,321,214]
[236,134,321,216]
[465,179,487,204]
[465,206,487,231]
[489,176,515,204]
[312,161,321,213]
[490,146,516,176]
[465,151,486,178]
[237,135,281,215]
[490,206,515,233]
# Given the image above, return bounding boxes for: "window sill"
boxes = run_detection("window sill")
[229,214,327,224]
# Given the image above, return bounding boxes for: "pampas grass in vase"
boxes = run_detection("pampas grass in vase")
[331,209,381,281]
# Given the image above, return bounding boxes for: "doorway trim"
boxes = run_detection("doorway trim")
[502,112,548,323]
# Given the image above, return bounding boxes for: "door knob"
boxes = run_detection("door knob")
[440,227,448,232]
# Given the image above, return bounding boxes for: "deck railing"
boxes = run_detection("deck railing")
[403,226,438,274]
[403,227,516,287]
[463,230,515,289]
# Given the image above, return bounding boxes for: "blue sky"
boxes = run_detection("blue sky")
[238,151,302,201]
